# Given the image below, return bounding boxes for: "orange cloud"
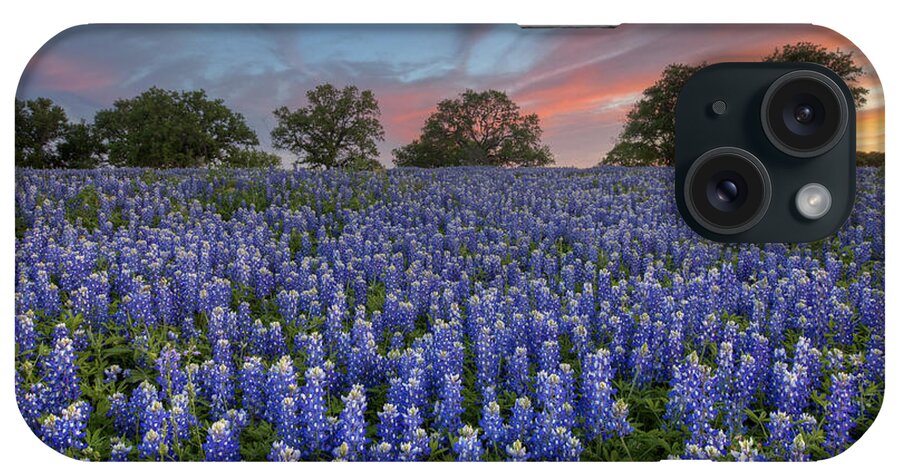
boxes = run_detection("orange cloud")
[857,107,885,152]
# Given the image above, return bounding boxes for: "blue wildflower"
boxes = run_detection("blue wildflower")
[15,311,36,355]
[264,355,296,422]
[434,373,463,437]
[39,400,91,454]
[825,372,857,453]
[203,419,241,461]
[44,334,80,412]
[110,439,133,461]
[239,356,266,418]
[299,366,329,456]
[505,439,528,461]
[453,425,484,461]
[268,440,302,462]
[332,384,368,461]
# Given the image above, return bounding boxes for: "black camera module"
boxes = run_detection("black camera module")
[761,70,849,158]
[683,147,771,235]
[676,63,857,242]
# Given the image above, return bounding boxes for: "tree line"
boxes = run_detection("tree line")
[16,42,877,170]
[16,89,281,170]
[16,84,553,170]
[603,42,876,166]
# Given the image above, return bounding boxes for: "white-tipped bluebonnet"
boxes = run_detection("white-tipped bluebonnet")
[106,392,131,436]
[39,400,91,454]
[369,441,394,461]
[532,370,580,460]
[43,334,80,412]
[199,358,233,419]
[453,425,484,461]
[17,381,49,430]
[138,400,172,460]
[299,366,328,456]
[170,391,197,440]
[665,352,722,458]
[277,289,301,326]
[295,332,325,367]
[480,397,506,449]
[203,419,241,461]
[268,440,302,462]
[15,311,36,355]
[138,429,168,461]
[239,356,266,417]
[154,346,187,398]
[505,439,528,461]
[729,436,764,461]
[264,355,296,422]
[376,403,402,451]
[110,439,133,461]
[474,324,501,389]
[332,384,368,461]
[825,372,857,452]
[506,346,530,395]
[579,348,631,441]
[434,373,463,436]
[104,364,123,384]
[508,396,534,445]
[274,396,300,448]
[399,406,429,461]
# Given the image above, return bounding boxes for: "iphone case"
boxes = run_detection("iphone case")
[14,24,884,461]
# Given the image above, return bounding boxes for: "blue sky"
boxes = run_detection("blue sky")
[17,24,882,167]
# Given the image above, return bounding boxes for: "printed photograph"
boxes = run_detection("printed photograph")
[14,24,884,461]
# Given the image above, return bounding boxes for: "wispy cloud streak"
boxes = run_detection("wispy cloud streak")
[18,24,882,167]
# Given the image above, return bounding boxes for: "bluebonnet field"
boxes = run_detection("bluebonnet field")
[14,166,884,461]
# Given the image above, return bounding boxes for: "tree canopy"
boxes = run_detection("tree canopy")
[15,97,69,168]
[604,42,870,166]
[93,87,259,168]
[56,121,106,169]
[393,89,553,168]
[221,149,282,168]
[271,84,385,170]
[604,64,702,167]
[763,42,868,108]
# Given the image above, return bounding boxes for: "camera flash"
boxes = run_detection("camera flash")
[795,183,832,220]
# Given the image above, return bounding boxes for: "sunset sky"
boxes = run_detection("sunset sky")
[17,24,884,168]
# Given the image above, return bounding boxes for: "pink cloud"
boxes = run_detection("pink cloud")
[21,51,119,98]
[16,24,882,168]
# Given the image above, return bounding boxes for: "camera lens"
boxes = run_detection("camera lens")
[708,175,746,212]
[793,104,815,124]
[761,70,849,158]
[715,180,739,203]
[684,147,771,235]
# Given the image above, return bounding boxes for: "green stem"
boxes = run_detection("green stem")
[619,435,633,461]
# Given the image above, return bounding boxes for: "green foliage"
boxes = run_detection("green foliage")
[603,63,704,167]
[94,87,259,168]
[857,151,885,167]
[606,42,871,166]
[271,84,385,171]
[221,149,282,168]
[604,141,665,167]
[203,176,271,221]
[763,42,869,108]
[66,185,101,231]
[393,89,554,168]
[15,97,69,168]
[57,121,106,169]
[346,156,386,171]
